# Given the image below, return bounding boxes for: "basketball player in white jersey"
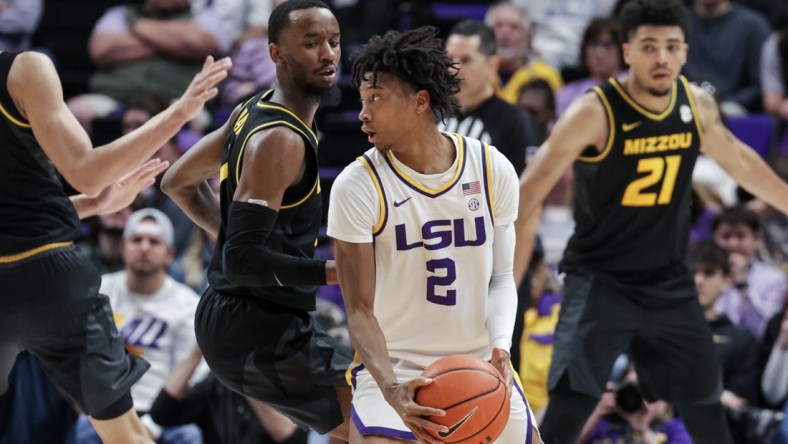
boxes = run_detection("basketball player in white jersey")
[327,26,542,444]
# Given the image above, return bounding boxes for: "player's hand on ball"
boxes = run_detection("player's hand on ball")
[491,347,513,391]
[385,377,447,444]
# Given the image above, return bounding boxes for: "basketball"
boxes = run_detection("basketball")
[415,354,510,444]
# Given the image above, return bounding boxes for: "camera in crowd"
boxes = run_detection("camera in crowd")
[615,382,645,413]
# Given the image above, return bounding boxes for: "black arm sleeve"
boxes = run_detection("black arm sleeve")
[148,379,212,427]
[223,201,327,288]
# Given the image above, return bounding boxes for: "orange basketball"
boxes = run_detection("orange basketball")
[415,354,510,444]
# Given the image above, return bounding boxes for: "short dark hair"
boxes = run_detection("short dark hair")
[712,206,762,233]
[448,19,497,58]
[351,26,460,123]
[689,240,730,276]
[268,0,331,45]
[618,0,689,43]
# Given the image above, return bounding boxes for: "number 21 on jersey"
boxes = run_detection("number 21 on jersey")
[621,155,681,207]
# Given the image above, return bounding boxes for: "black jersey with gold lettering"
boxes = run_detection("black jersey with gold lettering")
[208,90,322,311]
[561,76,703,273]
[0,51,80,257]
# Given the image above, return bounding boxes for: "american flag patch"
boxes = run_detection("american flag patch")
[462,181,481,196]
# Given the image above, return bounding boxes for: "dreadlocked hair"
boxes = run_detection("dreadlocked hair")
[351,26,460,122]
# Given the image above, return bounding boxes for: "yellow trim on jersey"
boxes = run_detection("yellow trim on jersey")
[611,77,677,120]
[358,155,386,235]
[482,142,495,225]
[280,178,318,209]
[680,76,705,146]
[0,100,30,128]
[234,120,313,184]
[0,241,73,264]
[256,102,318,144]
[384,133,465,195]
[580,86,616,162]
[219,162,228,182]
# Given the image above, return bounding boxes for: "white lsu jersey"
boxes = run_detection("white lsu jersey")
[328,133,519,367]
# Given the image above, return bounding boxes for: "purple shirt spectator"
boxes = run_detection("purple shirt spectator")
[715,260,788,341]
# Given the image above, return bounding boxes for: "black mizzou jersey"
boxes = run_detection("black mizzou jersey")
[208,90,323,311]
[561,76,703,274]
[0,51,80,258]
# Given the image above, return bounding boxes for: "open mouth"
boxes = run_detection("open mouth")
[318,65,337,79]
[361,127,376,144]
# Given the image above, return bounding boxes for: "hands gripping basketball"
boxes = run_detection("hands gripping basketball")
[384,378,448,444]
[413,355,512,444]
[490,347,514,391]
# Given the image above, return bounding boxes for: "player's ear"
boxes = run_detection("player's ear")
[414,89,430,114]
[270,42,284,66]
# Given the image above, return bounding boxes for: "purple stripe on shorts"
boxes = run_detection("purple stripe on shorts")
[351,406,415,441]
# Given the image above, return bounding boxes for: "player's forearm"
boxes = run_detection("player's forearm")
[347,310,399,393]
[69,194,102,219]
[170,181,221,238]
[513,205,541,288]
[79,106,190,194]
[725,145,788,215]
[488,224,518,352]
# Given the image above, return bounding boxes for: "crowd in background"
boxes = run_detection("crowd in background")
[0,0,787,443]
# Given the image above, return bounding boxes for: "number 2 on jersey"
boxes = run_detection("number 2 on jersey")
[426,258,456,306]
[621,155,681,207]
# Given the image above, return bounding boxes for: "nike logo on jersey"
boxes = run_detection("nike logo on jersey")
[622,121,642,132]
[393,197,413,207]
[437,406,478,439]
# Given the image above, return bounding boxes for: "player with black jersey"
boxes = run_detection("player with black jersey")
[514,1,788,443]
[0,48,230,443]
[161,0,353,439]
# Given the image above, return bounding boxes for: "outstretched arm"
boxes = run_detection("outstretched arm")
[694,85,788,214]
[513,93,607,284]
[11,51,231,196]
[71,158,169,219]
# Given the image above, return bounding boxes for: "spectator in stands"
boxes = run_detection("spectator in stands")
[760,308,788,444]
[577,362,693,444]
[0,0,43,52]
[690,240,760,443]
[76,208,203,443]
[760,31,788,155]
[514,0,617,73]
[683,0,771,114]
[555,18,626,119]
[713,206,788,342]
[142,136,197,262]
[439,19,541,175]
[78,202,140,275]
[514,247,561,420]
[68,0,230,133]
[743,155,788,270]
[516,78,555,142]
[484,0,563,104]
[192,0,277,108]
